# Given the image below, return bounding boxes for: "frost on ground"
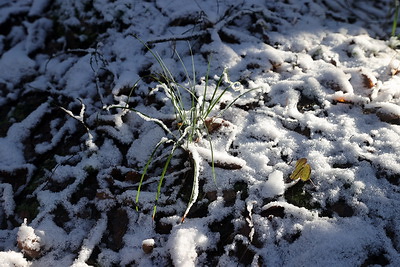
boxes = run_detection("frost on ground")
[1,0,400,266]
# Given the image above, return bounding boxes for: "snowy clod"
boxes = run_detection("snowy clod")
[168,226,209,267]
[17,219,42,259]
[262,170,285,198]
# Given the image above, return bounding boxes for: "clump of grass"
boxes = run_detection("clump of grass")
[108,38,256,221]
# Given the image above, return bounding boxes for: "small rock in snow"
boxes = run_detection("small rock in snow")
[142,238,155,254]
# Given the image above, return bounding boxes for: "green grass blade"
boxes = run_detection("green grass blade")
[392,0,399,36]
[173,43,198,142]
[135,138,171,210]
[190,62,198,143]
[200,56,212,115]
[125,78,142,109]
[152,142,179,220]
[151,126,191,219]
[216,87,260,117]
[205,69,226,116]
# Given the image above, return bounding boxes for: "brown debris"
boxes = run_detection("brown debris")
[204,117,230,134]
[361,73,376,89]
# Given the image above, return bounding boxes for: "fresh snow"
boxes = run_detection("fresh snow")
[1,0,400,266]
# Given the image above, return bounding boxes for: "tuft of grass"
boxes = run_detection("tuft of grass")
[108,38,258,221]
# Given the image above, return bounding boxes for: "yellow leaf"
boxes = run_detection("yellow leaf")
[290,158,311,181]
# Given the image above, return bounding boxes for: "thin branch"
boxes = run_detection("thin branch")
[145,31,208,45]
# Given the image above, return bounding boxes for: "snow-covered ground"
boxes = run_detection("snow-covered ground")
[1,0,400,266]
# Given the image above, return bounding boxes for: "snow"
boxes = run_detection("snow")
[0,184,15,217]
[71,214,107,267]
[1,0,400,266]
[0,43,35,84]
[261,170,285,199]
[0,251,30,267]
[167,222,211,267]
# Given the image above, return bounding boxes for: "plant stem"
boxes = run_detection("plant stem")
[392,0,399,37]
[135,138,170,210]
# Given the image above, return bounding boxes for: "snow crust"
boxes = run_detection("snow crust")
[1,0,400,266]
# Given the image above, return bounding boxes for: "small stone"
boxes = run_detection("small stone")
[142,238,155,254]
